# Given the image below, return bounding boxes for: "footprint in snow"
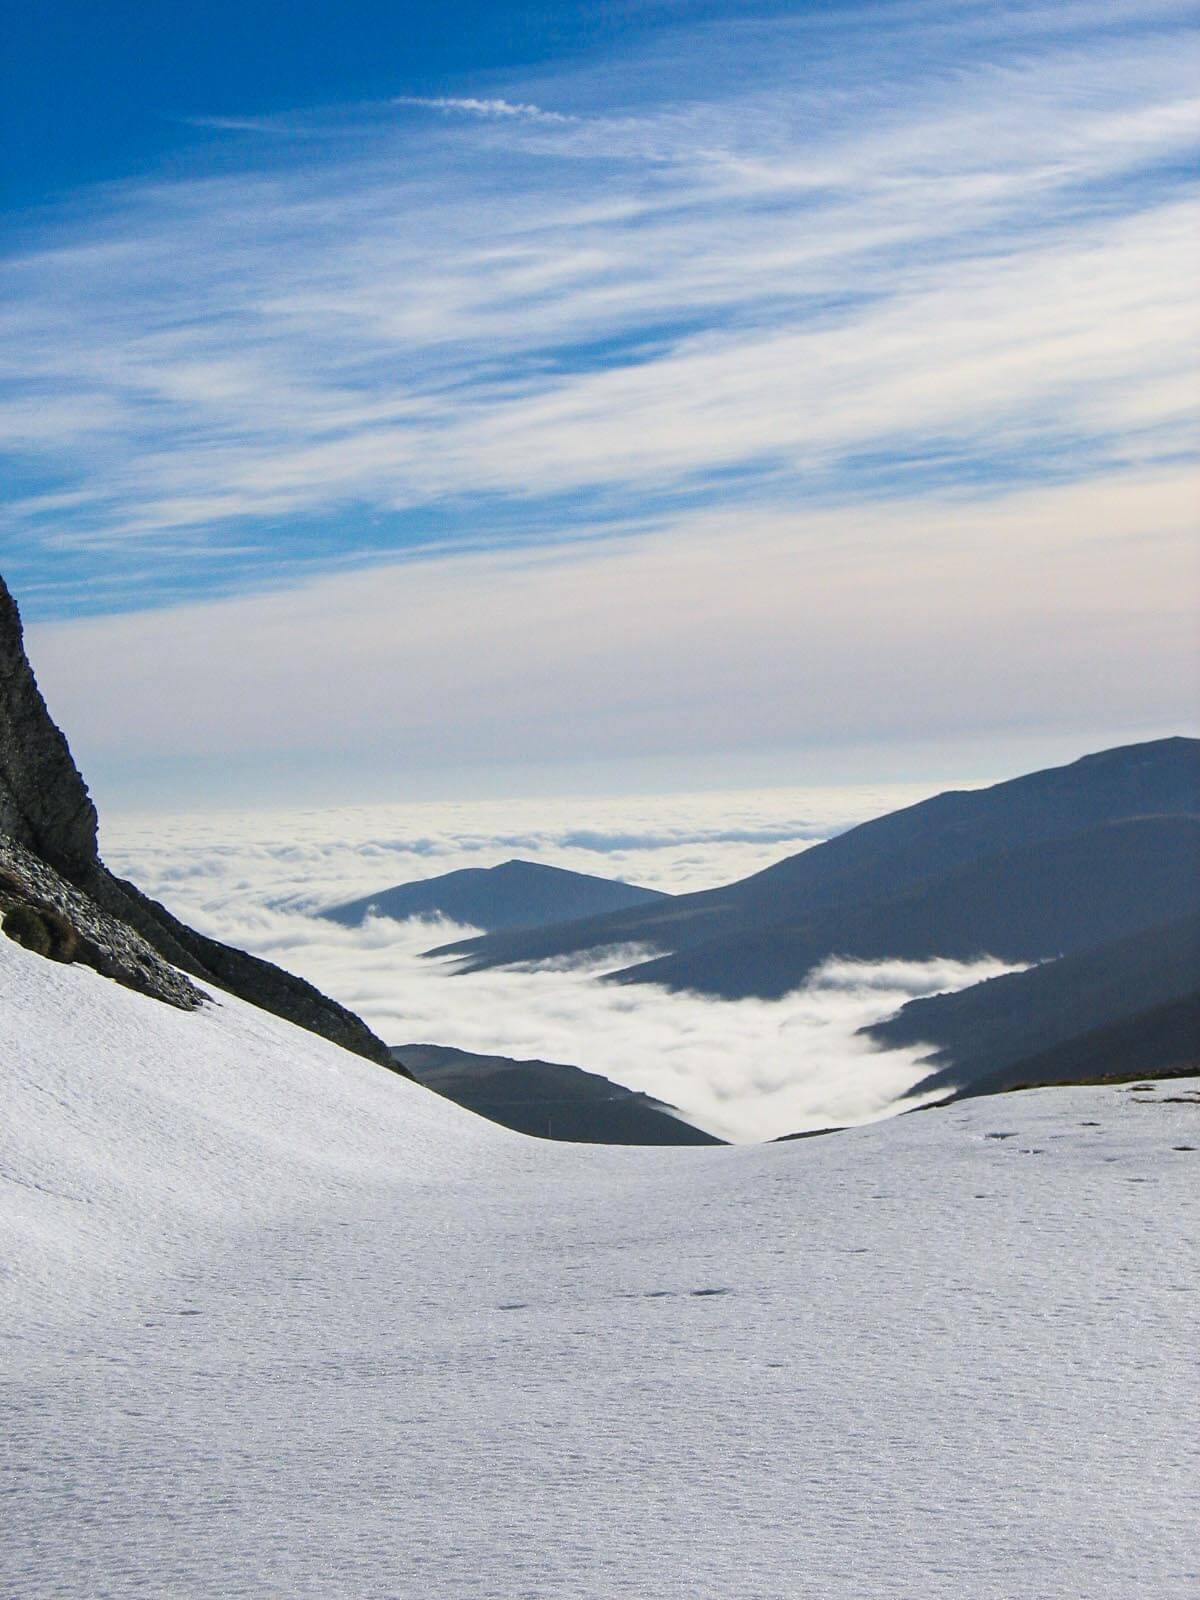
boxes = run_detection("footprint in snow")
[690,1287,733,1297]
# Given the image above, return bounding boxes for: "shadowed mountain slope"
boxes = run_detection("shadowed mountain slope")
[0,575,398,1070]
[608,815,1200,997]
[864,913,1200,1098]
[395,1042,722,1145]
[428,740,1200,997]
[962,994,1200,1096]
[324,858,668,932]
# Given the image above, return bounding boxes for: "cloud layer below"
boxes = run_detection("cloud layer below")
[103,788,1020,1141]
[99,781,944,903]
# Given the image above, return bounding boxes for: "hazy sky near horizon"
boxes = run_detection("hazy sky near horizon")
[3,0,1198,805]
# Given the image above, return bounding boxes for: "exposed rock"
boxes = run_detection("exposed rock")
[0,574,404,1072]
[0,834,206,1009]
[0,580,98,877]
[85,863,404,1069]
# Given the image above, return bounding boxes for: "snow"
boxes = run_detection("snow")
[2,934,1197,1599]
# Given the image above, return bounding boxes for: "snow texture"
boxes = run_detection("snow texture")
[2,934,1197,1598]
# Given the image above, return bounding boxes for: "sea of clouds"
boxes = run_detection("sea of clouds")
[102,782,1016,1142]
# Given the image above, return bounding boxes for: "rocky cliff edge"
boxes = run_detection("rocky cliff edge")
[0,575,401,1073]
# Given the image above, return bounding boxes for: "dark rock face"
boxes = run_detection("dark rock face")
[0,580,99,878]
[0,834,206,1010]
[0,574,402,1071]
[85,864,403,1069]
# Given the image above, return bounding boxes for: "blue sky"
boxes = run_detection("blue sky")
[6,2,842,212]
[3,1,1198,804]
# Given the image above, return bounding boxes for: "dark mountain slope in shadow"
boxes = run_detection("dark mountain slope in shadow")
[428,739,1200,986]
[607,815,1200,997]
[395,1043,723,1145]
[323,858,668,932]
[864,912,1200,1097]
[943,993,1200,1099]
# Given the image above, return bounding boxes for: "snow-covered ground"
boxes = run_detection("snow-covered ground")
[3,935,1197,1599]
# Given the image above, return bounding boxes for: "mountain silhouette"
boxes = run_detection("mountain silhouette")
[865,913,1200,1098]
[395,1042,722,1145]
[428,739,1200,998]
[323,857,668,932]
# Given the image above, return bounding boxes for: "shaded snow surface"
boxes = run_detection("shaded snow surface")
[2,936,1197,1599]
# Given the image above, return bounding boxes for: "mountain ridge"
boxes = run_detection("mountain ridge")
[395,1041,722,1145]
[324,856,668,933]
[606,813,1200,997]
[865,912,1200,1098]
[428,738,1200,997]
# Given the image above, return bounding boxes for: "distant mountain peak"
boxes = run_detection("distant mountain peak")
[322,856,670,933]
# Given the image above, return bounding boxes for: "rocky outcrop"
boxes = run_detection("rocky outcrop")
[0,574,402,1072]
[0,834,206,1009]
[85,864,402,1068]
[0,582,99,878]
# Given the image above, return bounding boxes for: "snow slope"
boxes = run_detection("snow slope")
[2,935,1197,1599]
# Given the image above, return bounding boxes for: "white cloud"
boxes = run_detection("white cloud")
[392,96,573,123]
[5,0,1195,804]
[102,798,1022,1139]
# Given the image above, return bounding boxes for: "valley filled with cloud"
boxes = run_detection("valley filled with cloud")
[103,783,1019,1140]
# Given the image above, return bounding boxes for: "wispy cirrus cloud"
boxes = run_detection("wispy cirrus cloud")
[392,95,574,123]
[2,0,1196,621]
